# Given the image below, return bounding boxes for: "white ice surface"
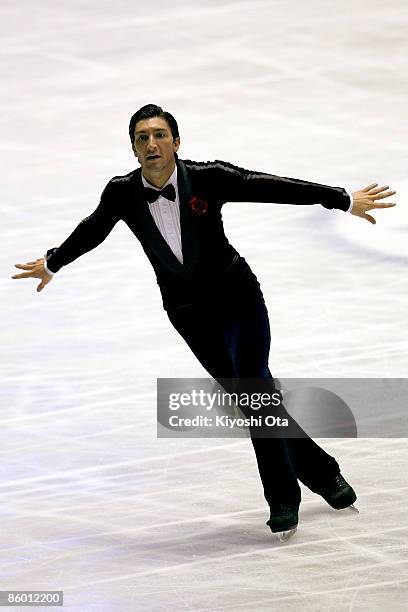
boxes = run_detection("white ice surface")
[2,0,408,610]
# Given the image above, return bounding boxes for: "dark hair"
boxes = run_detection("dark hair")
[129,104,179,158]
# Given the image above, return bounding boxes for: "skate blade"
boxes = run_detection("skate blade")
[277,527,297,542]
[348,504,359,514]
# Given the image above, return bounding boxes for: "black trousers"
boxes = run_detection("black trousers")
[166,270,340,506]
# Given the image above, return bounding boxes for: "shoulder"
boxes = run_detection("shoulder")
[181,158,264,179]
[181,158,231,171]
[100,168,140,197]
[181,159,241,182]
[107,168,139,185]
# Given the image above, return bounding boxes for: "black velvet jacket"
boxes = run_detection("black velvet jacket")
[45,158,350,310]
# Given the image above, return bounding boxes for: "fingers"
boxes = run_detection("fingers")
[12,261,46,279]
[361,183,378,192]
[12,271,33,279]
[14,263,36,271]
[369,189,396,201]
[359,184,397,201]
[37,281,45,292]
[371,202,396,209]
[366,184,390,195]
[12,264,36,279]
[364,213,376,224]
[364,201,396,211]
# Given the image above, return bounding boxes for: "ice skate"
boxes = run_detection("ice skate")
[267,503,299,541]
[277,527,298,542]
[313,473,358,511]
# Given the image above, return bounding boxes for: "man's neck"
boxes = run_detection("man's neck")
[142,160,176,189]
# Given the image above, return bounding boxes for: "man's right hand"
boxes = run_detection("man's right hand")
[12,258,54,292]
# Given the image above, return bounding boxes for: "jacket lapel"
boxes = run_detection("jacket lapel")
[178,159,198,277]
[132,159,198,278]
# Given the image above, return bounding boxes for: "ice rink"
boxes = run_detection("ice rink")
[2,0,408,610]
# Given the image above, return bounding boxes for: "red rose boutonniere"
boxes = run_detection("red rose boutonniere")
[189,196,208,215]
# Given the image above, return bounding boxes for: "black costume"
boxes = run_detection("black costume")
[46,159,350,505]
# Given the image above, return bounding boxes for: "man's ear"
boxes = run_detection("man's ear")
[173,137,180,153]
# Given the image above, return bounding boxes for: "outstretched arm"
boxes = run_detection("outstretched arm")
[11,179,122,292]
[211,160,396,218]
[212,159,351,210]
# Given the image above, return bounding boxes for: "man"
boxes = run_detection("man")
[12,104,396,539]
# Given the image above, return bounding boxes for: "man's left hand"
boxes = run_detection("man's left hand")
[351,183,396,224]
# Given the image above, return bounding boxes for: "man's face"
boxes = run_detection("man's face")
[132,116,180,173]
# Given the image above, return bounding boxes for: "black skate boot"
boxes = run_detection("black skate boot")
[267,503,299,541]
[313,473,358,510]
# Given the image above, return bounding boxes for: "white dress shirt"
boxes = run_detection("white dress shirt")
[43,170,353,276]
[142,165,183,264]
